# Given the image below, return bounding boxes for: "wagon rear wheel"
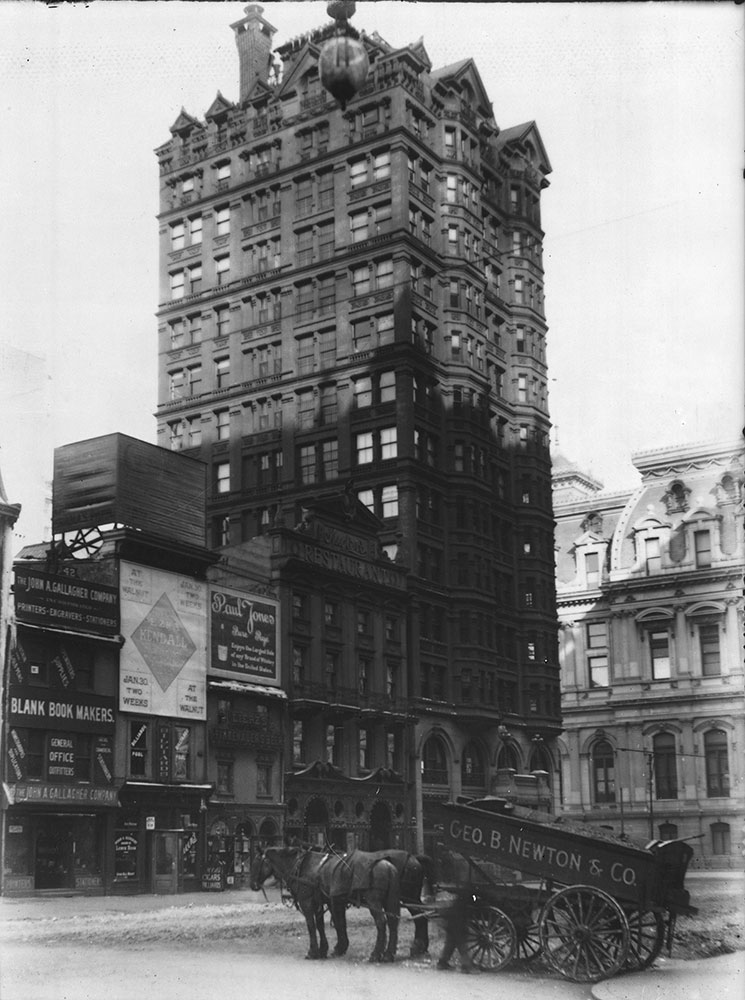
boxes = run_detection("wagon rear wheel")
[538,885,630,983]
[464,905,517,972]
[623,907,665,970]
[514,916,541,961]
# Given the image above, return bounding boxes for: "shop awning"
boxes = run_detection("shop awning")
[208,680,287,699]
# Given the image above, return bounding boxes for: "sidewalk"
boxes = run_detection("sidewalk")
[592,952,745,1000]
[0,882,283,923]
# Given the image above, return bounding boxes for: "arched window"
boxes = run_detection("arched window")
[422,735,448,784]
[704,730,729,797]
[461,742,486,788]
[497,742,519,772]
[653,733,677,800]
[592,740,615,804]
[711,822,731,855]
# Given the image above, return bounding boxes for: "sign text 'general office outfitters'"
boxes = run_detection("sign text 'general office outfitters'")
[209,588,279,684]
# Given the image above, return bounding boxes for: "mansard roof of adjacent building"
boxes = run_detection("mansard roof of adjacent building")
[554,441,744,588]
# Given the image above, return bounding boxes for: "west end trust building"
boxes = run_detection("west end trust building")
[1,1,564,895]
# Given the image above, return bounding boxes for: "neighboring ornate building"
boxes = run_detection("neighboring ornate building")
[154,5,561,851]
[554,441,744,867]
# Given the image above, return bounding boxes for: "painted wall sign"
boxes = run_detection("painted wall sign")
[13,567,119,635]
[209,587,279,684]
[285,538,405,589]
[7,688,116,733]
[5,783,119,806]
[119,562,206,719]
[431,803,655,905]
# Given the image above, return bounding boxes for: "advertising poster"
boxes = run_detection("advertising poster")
[209,587,279,685]
[119,562,206,719]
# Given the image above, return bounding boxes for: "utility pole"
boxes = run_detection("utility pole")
[647,751,655,841]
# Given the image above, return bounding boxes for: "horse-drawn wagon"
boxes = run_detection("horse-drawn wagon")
[431,797,697,982]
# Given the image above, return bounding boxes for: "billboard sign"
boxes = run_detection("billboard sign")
[119,561,206,719]
[209,587,279,684]
[13,567,119,636]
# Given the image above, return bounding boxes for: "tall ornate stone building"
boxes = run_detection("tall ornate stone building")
[155,4,560,851]
[554,441,744,867]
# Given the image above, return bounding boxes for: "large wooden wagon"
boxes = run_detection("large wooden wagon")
[430,797,697,982]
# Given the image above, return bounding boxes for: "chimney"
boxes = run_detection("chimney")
[231,5,277,101]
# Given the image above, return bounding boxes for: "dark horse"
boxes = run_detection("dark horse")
[353,849,435,957]
[250,846,401,962]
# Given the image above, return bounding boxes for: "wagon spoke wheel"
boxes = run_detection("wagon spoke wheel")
[464,905,517,972]
[538,885,629,983]
[623,908,665,971]
[514,916,542,961]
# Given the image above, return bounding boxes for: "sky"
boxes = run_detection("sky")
[1,0,743,546]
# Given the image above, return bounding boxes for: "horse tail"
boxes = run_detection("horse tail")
[385,860,401,918]
[414,854,437,898]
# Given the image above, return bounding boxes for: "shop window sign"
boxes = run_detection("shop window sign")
[114,833,139,881]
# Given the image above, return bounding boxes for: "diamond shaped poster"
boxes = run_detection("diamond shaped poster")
[119,561,207,719]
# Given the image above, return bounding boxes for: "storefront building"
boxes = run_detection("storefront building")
[3,563,121,895]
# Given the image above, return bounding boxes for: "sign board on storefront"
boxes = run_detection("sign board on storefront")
[119,562,206,719]
[13,567,119,635]
[53,434,206,548]
[208,587,279,684]
[4,782,119,806]
[201,863,225,892]
[7,689,116,733]
[146,816,155,831]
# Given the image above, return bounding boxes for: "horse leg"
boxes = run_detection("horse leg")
[316,905,329,959]
[331,899,349,956]
[382,868,400,963]
[368,902,388,963]
[302,904,321,960]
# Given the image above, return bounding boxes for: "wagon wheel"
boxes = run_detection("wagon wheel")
[623,907,665,971]
[514,915,542,961]
[538,885,630,983]
[463,904,517,972]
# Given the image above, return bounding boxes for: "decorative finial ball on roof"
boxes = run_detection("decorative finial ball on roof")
[319,0,368,110]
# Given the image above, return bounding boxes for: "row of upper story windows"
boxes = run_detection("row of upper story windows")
[591,728,732,803]
[578,616,727,688]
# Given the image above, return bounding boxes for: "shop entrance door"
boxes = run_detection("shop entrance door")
[35,820,74,890]
[153,831,179,894]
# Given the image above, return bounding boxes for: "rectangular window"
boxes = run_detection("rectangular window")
[375,258,393,288]
[216,409,230,441]
[377,313,394,346]
[297,334,314,374]
[358,489,374,511]
[215,206,230,236]
[350,210,368,243]
[373,151,390,180]
[257,764,272,796]
[171,222,185,250]
[321,439,338,480]
[171,270,185,300]
[700,623,721,676]
[320,385,337,426]
[293,721,305,763]
[215,356,230,388]
[379,370,395,403]
[358,727,371,771]
[354,376,372,408]
[350,159,367,188]
[694,530,712,568]
[650,630,671,679]
[215,307,229,338]
[215,255,230,285]
[216,761,234,795]
[188,313,202,344]
[215,461,230,494]
[356,432,373,465]
[318,329,336,369]
[380,427,397,460]
[381,484,398,518]
[589,655,609,688]
[186,416,201,448]
[351,265,370,297]
[297,390,314,429]
[645,537,661,574]
[585,551,600,587]
[299,445,316,484]
[587,621,608,647]
[189,214,202,245]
